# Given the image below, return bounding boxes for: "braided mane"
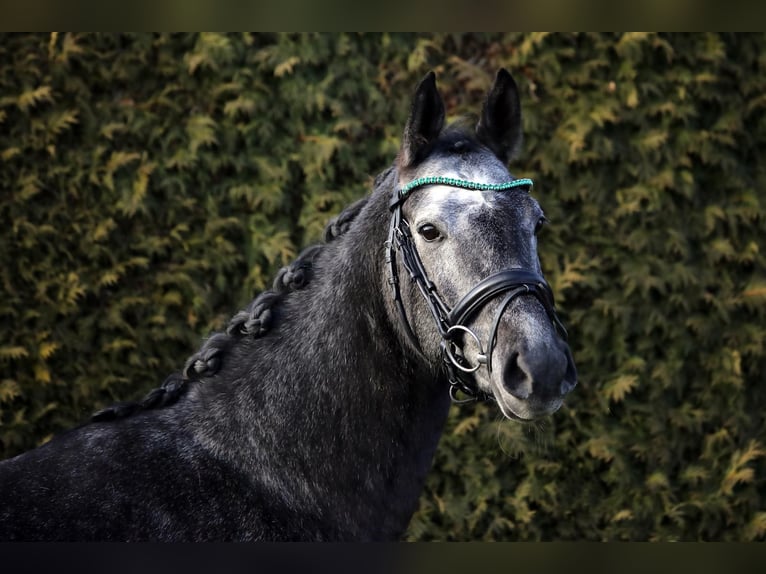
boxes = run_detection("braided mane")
[91,186,377,423]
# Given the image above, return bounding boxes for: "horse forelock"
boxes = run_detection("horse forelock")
[399,117,475,164]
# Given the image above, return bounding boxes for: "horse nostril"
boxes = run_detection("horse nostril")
[502,353,531,400]
[500,345,576,401]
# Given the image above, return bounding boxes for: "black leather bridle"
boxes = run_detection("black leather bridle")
[386,176,569,403]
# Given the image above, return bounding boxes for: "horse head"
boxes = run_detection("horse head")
[389,69,577,421]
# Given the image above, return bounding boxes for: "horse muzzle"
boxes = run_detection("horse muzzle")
[490,329,578,421]
[440,269,576,411]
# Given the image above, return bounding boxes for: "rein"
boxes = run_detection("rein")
[386,176,568,404]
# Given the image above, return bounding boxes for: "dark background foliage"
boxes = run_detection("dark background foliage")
[1,33,765,540]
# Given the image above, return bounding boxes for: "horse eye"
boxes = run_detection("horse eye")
[535,216,548,235]
[417,223,442,242]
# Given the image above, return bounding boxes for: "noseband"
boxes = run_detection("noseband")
[386,176,569,404]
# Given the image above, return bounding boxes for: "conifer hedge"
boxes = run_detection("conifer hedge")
[1,33,765,540]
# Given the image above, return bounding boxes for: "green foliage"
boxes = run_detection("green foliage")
[1,33,765,540]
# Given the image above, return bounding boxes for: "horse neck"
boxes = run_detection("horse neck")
[186,187,451,536]
[277,186,451,444]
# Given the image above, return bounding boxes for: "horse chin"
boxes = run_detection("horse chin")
[489,384,564,422]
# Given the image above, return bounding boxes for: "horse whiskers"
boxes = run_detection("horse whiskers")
[493,411,518,459]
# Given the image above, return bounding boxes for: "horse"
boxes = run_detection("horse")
[0,69,577,541]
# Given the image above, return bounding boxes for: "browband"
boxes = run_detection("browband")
[390,176,533,211]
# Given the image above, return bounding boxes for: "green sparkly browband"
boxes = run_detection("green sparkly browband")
[389,176,534,211]
[396,176,533,205]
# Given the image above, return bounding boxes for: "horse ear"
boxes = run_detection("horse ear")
[476,68,523,164]
[398,71,445,168]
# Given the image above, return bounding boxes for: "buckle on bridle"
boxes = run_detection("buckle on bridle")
[448,383,483,404]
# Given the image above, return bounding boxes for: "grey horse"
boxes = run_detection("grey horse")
[0,69,576,541]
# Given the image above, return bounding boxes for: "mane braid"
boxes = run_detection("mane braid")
[91,194,372,423]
